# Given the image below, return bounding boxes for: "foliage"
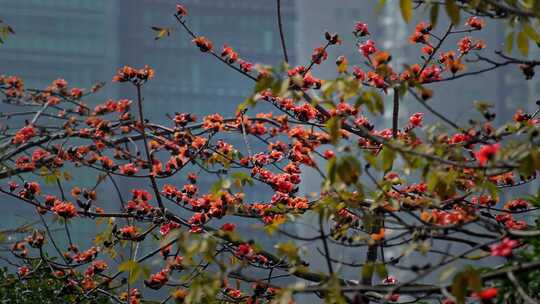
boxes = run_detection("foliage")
[0,266,111,303]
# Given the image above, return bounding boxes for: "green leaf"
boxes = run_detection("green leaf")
[361,263,374,281]
[523,23,540,43]
[327,157,338,184]
[375,262,388,279]
[381,147,396,172]
[337,156,362,185]
[254,76,274,93]
[231,172,254,188]
[467,270,482,291]
[399,0,413,23]
[451,276,466,304]
[210,179,224,195]
[444,0,460,25]
[517,31,529,56]
[118,260,142,284]
[451,268,482,304]
[326,116,342,145]
[505,32,514,54]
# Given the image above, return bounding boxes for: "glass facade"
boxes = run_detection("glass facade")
[0,1,295,246]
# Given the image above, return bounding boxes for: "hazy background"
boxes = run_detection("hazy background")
[0,0,539,299]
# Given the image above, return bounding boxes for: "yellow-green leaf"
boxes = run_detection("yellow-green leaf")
[399,0,413,23]
[326,116,341,145]
[381,147,396,172]
[430,3,440,28]
[361,262,374,280]
[524,23,540,43]
[151,26,171,40]
[375,262,388,279]
[517,30,529,56]
[445,0,460,25]
[505,31,514,53]
[118,260,142,284]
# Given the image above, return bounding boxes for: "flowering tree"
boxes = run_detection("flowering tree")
[1,1,540,304]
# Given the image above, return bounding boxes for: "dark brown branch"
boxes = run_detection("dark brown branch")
[276,0,289,63]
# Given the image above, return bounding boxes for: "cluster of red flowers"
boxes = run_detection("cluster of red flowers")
[421,206,475,226]
[202,113,225,131]
[0,75,25,97]
[490,238,518,257]
[145,269,169,289]
[93,99,132,115]
[12,125,36,145]
[51,200,78,218]
[127,189,154,215]
[112,65,155,83]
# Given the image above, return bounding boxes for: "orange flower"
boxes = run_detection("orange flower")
[12,125,37,145]
[113,65,136,82]
[371,228,385,241]
[70,88,83,99]
[145,269,169,290]
[202,113,224,131]
[51,201,77,218]
[465,16,484,30]
[119,225,138,239]
[53,78,68,89]
[370,51,391,68]
[193,36,213,52]
[191,136,207,149]
[221,44,238,63]
[119,163,138,175]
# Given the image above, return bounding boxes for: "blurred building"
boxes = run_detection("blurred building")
[293,0,540,296]
[0,0,295,243]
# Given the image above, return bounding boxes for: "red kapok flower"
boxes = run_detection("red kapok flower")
[466,16,484,30]
[474,143,500,166]
[409,112,424,127]
[359,40,377,57]
[70,88,83,99]
[119,225,138,239]
[311,46,328,64]
[221,223,236,232]
[175,3,188,16]
[119,163,138,175]
[53,78,68,89]
[353,22,369,36]
[221,44,238,64]
[160,222,180,236]
[144,269,169,290]
[323,150,335,159]
[12,125,37,145]
[490,238,518,257]
[51,201,77,218]
[474,287,498,300]
[236,243,253,258]
[193,36,213,52]
[18,266,30,278]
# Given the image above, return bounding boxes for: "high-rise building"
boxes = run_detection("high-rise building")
[0,0,296,242]
[293,1,540,294]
